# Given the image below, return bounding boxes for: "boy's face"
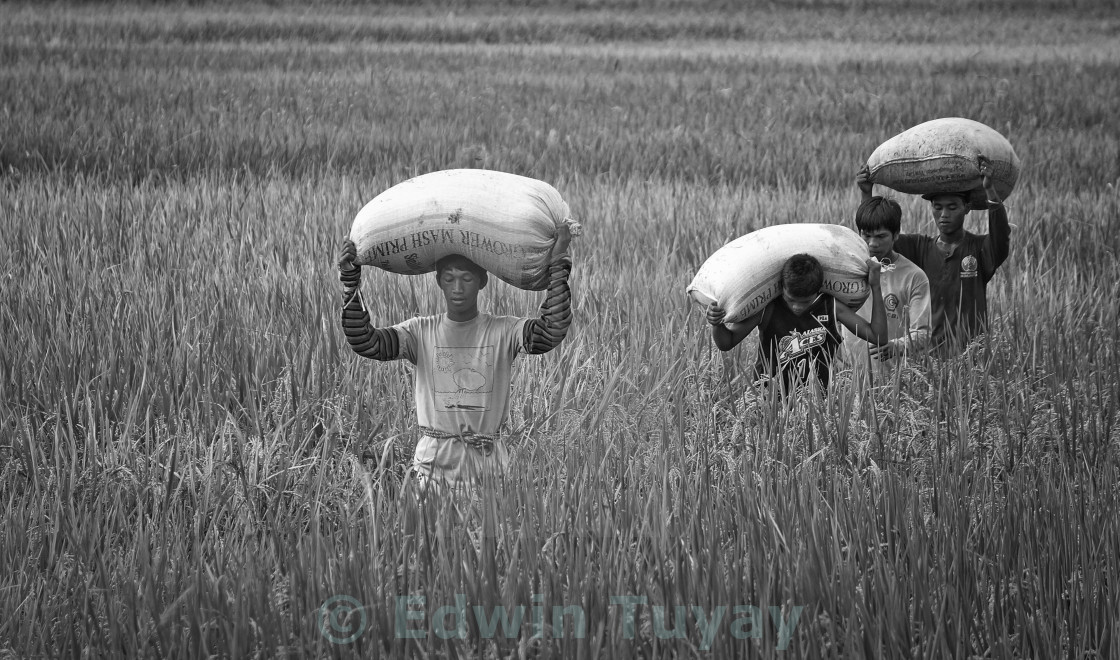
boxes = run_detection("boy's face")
[438,265,483,316]
[860,227,898,260]
[782,288,821,316]
[928,194,970,236]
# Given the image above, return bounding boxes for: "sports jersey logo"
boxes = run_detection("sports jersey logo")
[884,293,900,311]
[777,327,827,363]
[961,255,979,279]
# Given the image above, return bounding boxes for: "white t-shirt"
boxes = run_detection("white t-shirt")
[843,253,932,371]
[392,313,528,437]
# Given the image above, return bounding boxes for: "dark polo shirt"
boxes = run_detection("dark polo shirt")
[893,204,1010,354]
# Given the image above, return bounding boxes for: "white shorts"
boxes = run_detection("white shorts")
[411,435,510,494]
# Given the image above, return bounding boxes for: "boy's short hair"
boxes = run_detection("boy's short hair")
[855,196,902,235]
[781,254,823,298]
[435,254,488,288]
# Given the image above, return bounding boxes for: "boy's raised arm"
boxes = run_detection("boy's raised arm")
[524,224,574,355]
[856,164,875,203]
[339,239,401,361]
[978,156,1011,278]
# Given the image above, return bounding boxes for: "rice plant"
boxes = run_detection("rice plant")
[1,1,1118,657]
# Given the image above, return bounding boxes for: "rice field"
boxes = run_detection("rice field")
[2,1,1119,657]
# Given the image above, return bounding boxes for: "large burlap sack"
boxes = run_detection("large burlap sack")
[350,169,577,291]
[866,117,1020,210]
[687,224,870,324]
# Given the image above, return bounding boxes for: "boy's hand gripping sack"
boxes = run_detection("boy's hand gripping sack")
[687,224,870,325]
[350,169,579,291]
[865,117,1020,210]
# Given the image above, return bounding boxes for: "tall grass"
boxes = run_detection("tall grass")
[2,2,1119,658]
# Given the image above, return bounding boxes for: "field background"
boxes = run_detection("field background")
[2,1,1119,658]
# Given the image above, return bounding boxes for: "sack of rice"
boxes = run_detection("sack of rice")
[687,224,870,324]
[350,169,578,291]
[866,117,1020,210]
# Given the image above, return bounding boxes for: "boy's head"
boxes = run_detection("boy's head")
[435,254,488,289]
[921,191,971,237]
[855,196,902,260]
[435,254,488,319]
[780,253,824,314]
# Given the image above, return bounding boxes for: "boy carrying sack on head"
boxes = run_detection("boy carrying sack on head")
[857,157,1009,356]
[337,225,573,495]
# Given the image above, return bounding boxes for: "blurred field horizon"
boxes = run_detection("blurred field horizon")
[2,1,1119,658]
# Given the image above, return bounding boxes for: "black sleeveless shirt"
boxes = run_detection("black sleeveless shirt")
[754,294,842,389]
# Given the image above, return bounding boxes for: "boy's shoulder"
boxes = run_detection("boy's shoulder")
[886,254,930,294]
[890,252,925,275]
[394,313,440,328]
[762,293,837,315]
[399,311,520,324]
[393,312,524,337]
[484,313,528,334]
[896,232,936,246]
[892,233,937,265]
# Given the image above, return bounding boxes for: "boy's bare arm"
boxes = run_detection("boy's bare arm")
[978,156,1011,275]
[856,165,875,203]
[707,303,761,351]
[339,240,400,361]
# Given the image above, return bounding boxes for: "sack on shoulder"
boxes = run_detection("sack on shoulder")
[688,223,870,324]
